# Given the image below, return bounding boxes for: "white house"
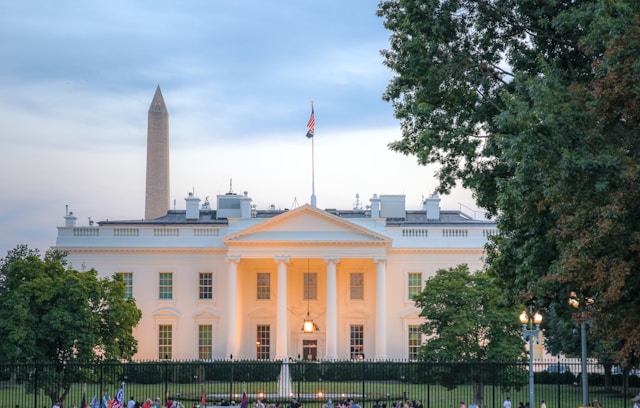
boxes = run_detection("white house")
[53,87,497,361]
[55,191,495,361]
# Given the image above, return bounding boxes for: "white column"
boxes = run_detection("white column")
[225,256,240,359]
[325,257,339,359]
[275,256,290,360]
[374,256,388,359]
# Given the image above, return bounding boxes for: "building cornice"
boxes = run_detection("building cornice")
[388,247,487,255]
[52,247,228,255]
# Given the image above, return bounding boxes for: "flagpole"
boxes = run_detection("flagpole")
[310,100,317,207]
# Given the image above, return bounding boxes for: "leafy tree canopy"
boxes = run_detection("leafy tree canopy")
[0,245,142,402]
[414,265,525,403]
[415,265,523,361]
[378,0,640,360]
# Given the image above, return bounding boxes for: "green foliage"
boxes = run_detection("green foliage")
[378,0,640,361]
[0,245,142,404]
[412,265,525,403]
[414,265,523,362]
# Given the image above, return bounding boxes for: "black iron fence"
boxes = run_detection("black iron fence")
[0,359,637,408]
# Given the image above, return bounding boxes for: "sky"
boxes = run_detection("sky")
[0,1,481,258]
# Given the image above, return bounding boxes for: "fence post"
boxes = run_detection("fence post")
[492,368,495,408]
[33,363,39,408]
[229,355,234,402]
[99,359,103,406]
[165,357,169,402]
[362,360,366,404]
[426,362,431,408]
[556,357,561,408]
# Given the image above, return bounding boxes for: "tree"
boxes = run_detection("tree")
[0,245,142,404]
[414,265,524,405]
[377,0,640,361]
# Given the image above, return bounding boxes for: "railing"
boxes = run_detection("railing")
[0,360,637,408]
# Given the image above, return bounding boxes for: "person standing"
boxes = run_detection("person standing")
[128,398,137,408]
[540,401,546,408]
[503,398,511,408]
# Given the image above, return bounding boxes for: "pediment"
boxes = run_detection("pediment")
[151,307,180,318]
[192,307,221,319]
[223,204,390,245]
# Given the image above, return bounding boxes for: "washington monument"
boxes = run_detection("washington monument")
[145,85,170,219]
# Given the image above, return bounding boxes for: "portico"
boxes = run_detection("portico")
[222,204,391,361]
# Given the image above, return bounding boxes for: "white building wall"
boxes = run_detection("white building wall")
[55,206,493,361]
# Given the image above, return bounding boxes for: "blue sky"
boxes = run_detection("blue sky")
[0,1,479,257]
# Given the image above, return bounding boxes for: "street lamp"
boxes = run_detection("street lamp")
[519,308,543,408]
[569,292,589,408]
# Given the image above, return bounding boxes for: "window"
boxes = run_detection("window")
[408,272,423,300]
[199,272,213,300]
[304,273,317,300]
[256,325,270,360]
[159,272,173,299]
[257,273,271,300]
[408,325,421,360]
[350,325,364,359]
[158,324,172,359]
[118,272,133,300]
[350,272,364,300]
[198,324,213,360]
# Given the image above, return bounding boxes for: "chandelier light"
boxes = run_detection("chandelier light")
[302,258,319,333]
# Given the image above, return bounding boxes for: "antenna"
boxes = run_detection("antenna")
[353,193,361,210]
[228,178,234,194]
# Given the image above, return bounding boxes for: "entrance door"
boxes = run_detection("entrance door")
[302,339,317,361]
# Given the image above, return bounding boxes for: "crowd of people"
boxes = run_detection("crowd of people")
[50,394,615,408]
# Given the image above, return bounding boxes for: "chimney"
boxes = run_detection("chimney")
[64,211,77,227]
[185,192,201,220]
[424,192,441,220]
[369,194,381,218]
[240,191,252,218]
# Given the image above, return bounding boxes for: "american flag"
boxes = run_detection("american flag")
[240,393,248,408]
[111,383,125,408]
[306,106,315,138]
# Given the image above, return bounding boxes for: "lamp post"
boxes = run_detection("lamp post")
[569,292,589,408]
[519,309,543,408]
